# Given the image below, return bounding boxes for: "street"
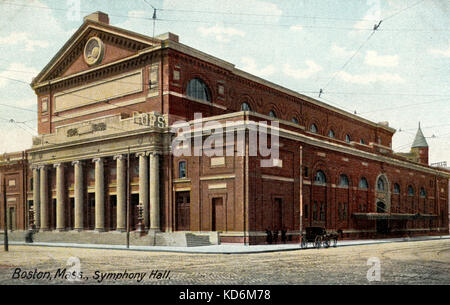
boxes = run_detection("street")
[0,239,449,285]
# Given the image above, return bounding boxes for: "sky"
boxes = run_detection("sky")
[0,0,449,165]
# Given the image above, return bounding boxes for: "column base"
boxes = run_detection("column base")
[94,228,105,233]
[55,228,67,232]
[115,229,127,233]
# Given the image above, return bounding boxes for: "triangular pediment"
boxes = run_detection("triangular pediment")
[32,20,160,86]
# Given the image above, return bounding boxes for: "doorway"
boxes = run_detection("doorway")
[273,198,283,230]
[8,207,15,231]
[212,197,225,232]
[175,191,190,231]
[376,201,388,234]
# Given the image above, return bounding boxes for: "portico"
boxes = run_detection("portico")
[28,112,170,233]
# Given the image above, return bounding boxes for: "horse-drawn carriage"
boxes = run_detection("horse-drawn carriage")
[300,227,339,249]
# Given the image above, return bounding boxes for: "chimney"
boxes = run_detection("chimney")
[84,11,109,25]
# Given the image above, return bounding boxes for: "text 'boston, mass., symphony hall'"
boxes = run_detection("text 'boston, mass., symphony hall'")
[0,12,449,245]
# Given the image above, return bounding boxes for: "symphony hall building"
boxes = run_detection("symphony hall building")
[0,12,449,245]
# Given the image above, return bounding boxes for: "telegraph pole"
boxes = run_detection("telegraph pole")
[3,175,8,252]
[126,146,130,249]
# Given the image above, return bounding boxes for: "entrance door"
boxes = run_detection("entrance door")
[130,194,139,230]
[376,202,388,234]
[273,198,283,230]
[212,197,225,232]
[8,207,15,231]
[109,195,117,230]
[175,192,190,231]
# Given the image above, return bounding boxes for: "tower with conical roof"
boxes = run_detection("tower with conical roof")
[411,122,429,165]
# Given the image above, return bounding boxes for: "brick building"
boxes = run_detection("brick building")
[1,12,449,245]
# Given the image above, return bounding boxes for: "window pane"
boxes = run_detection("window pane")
[187,78,211,102]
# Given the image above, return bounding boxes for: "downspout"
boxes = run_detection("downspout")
[299,145,303,243]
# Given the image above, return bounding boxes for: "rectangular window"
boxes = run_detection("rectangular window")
[343,203,348,220]
[313,201,317,221]
[304,204,308,219]
[41,97,48,113]
[179,161,186,178]
[149,64,159,90]
[319,202,325,221]
[303,167,309,178]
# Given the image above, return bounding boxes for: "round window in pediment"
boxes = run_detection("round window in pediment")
[84,37,105,66]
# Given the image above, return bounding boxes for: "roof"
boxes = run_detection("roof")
[412,123,428,148]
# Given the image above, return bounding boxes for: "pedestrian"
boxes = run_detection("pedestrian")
[281,227,287,243]
[273,229,278,244]
[265,228,272,244]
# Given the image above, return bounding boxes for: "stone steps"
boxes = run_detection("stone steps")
[185,233,212,247]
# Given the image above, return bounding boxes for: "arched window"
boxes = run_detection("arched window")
[359,177,368,190]
[420,187,426,198]
[179,161,187,178]
[186,78,211,102]
[241,102,251,111]
[339,174,349,187]
[291,117,299,124]
[393,183,400,194]
[268,110,277,118]
[314,170,326,185]
[377,178,385,191]
[345,134,351,143]
[408,185,414,196]
[310,124,318,133]
[328,130,335,138]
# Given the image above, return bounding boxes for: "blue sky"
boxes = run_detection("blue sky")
[0,0,449,165]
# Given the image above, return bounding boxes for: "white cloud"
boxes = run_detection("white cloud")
[364,50,399,67]
[0,32,49,52]
[289,25,303,32]
[428,45,450,58]
[330,44,355,57]
[240,57,275,77]
[283,61,322,79]
[0,126,33,154]
[163,0,282,23]
[337,71,405,84]
[0,63,39,88]
[198,25,245,43]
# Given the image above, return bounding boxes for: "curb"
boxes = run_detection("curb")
[1,235,449,254]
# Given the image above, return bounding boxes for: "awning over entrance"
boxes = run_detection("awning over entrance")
[352,213,438,220]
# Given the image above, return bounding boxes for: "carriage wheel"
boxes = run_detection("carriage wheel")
[301,237,307,249]
[314,236,321,249]
[332,237,338,247]
[323,237,330,248]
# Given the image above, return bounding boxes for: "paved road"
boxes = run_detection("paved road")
[0,239,449,284]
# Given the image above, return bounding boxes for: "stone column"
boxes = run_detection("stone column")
[72,161,84,231]
[39,165,49,231]
[54,163,66,231]
[149,153,160,231]
[114,155,126,231]
[93,158,105,232]
[137,153,149,229]
[32,166,40,229]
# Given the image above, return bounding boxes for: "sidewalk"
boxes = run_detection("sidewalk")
[2,234,449,254]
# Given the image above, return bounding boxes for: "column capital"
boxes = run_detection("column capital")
[72,160,83,166]
[53,163,65,169]
[31,165,40,170]
[92,157,103,164]
[113,154,125,161]
[38,164,48,170]
[148,151,161,156]
[136,152,148,158]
